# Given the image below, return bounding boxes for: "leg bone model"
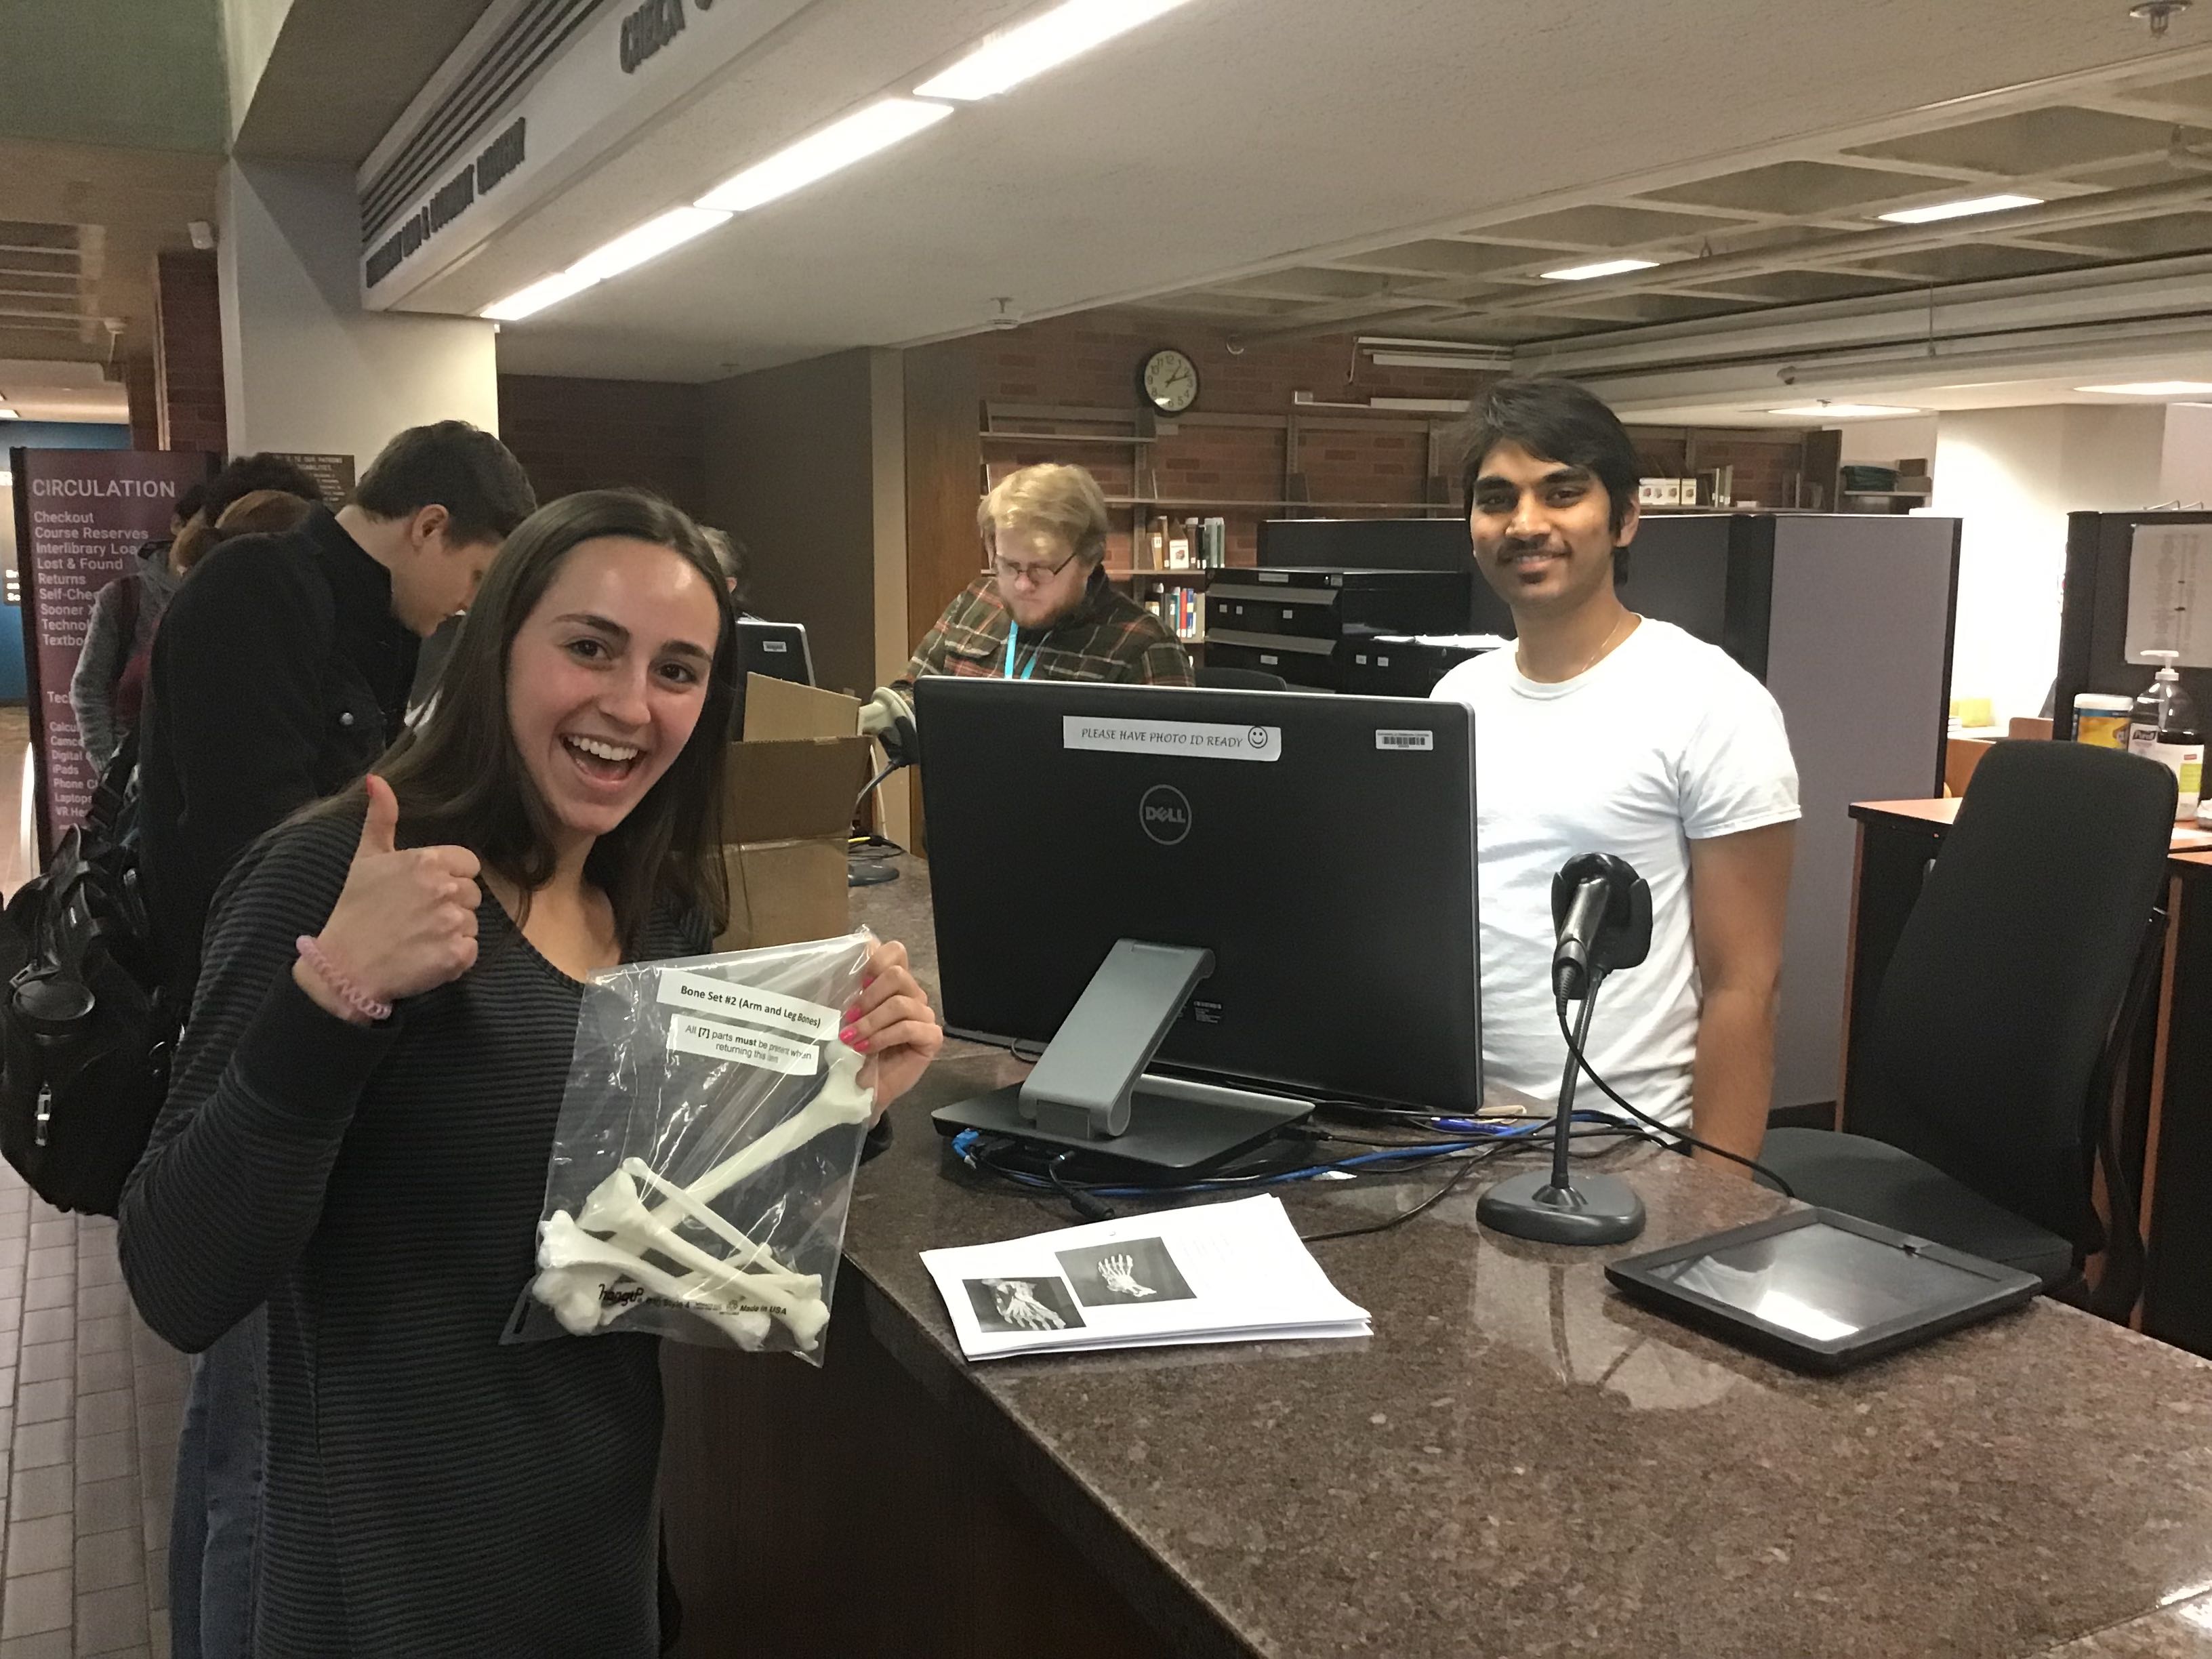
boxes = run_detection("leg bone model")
[534,1043,874,1351]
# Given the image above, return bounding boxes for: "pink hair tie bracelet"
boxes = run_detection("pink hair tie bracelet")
[295,936,393,1024]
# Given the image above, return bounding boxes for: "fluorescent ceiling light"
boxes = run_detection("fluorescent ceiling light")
[569,207,729,282]
[697,100,952,213]
[480,269,600,323]
[2076,380,2212,396]
[0,470,10,485]
[480,207,729,323]
[915,0,1195,100]
[0,408,17,419]
[1368,351,1500,369]
[1878,193,2042,224]
[1769,403,1922,419]
[1540,258,1659,281]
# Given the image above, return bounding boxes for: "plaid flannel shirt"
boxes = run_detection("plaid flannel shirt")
[895,571,1194,693]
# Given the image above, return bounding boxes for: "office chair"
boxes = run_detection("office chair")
[1761,741,2176,1307]
[1196,666,1290,692]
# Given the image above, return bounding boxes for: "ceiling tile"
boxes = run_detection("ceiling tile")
[1685,268,1919,303]
[1331,239,1572,279]
[1846,106,2207,176]
[1212,266,1401,300]
[1471,203,1747,247]
[2115,70,2212,121]
[1837,241,2099,282]
[1645,160,1955,216]
[2005,209,2212,259]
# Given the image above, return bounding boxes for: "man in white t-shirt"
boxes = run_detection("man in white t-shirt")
[1431,378,1799,1171]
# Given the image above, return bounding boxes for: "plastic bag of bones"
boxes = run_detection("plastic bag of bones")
[514,930,877,1362]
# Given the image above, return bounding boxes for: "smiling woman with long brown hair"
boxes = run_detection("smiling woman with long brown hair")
[118,489,944,1657]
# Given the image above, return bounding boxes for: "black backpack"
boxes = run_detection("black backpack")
[0,734,176,1214]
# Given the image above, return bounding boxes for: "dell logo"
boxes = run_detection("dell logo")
[1139,784,1192,846]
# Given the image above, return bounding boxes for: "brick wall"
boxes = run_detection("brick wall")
[974,308,1488,565]
[152,251,225,456]
[495,375,708,518]
[121,354,158,451]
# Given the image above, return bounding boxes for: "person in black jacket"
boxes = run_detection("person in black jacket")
[139,422,537,1000]
[134,419,535,1659]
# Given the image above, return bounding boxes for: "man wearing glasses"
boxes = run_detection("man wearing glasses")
[863,464,1192,739]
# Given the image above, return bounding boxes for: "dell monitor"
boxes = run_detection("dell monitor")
[917,678,1481,1171]
[732,619,815,737]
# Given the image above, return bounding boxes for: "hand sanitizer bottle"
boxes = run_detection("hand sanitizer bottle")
[2129,649,2203,819]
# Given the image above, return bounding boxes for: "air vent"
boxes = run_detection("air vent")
[0,222,87,333]
[359,0,605,245]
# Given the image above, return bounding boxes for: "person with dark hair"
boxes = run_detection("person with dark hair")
[1431,377,1799,1172]
[69,459,324,773]
[120,489,942,1656]
[201,452,323,526]
[141,420,537,996]
[132,422,535,1659]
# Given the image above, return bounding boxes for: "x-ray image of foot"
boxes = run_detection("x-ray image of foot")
[964,1275,1086,1334]
[1098,1254,1157,1298]
[1057,1237,1197,1307]
[991,1279,1065,1330]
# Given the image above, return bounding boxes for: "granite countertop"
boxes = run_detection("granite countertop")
[848,859,2212,1659]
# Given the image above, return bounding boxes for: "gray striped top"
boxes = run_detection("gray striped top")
[121,808,705,1657]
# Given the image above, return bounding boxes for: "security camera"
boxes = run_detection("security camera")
[988,297,1020,331]
[1778,365,1799,387]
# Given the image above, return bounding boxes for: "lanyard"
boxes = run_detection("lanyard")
[1004,624,1038,681]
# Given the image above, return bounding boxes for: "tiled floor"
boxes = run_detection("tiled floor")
[0,707,186,1657]
[0,1163,185,1659]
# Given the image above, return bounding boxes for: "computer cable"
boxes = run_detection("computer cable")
[1295,1143,1511,1244]
[947,1124,1558,1225]
[1047,1153,1117,1223]
[1551,1002,1797,1199]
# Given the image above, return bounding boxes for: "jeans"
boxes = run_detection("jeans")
[169,1306,265,1659]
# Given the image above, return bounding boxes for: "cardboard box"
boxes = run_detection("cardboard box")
[716,676,874,951]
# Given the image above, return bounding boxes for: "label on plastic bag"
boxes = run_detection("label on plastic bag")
[667,1015,821,1076]
[656,969,838,1040]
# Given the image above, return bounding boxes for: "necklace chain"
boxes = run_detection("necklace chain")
[1521,611,1639,683]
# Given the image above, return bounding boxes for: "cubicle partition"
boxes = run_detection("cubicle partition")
[2057,508,2212,735]
[1637,515,1961,1111]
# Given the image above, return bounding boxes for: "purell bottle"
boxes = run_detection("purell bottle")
[2129,649,2204,819]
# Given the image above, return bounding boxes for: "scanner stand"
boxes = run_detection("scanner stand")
[932,939,1313,1175]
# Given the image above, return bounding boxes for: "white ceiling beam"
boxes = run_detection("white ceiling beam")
[1512,252,2212,378]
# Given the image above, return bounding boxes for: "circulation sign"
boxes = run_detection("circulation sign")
[9,448,211,859]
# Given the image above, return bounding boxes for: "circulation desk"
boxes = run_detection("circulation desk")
[660,858,2212,1659]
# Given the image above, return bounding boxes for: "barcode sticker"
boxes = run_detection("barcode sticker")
[1376,729,1435,752]
[762,639,787,653]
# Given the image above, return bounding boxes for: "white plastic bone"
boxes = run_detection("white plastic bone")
[538,1210,832,1350]
[680,1044,874,1207]
[533,1036,874,1351]
[579,1168,820,1300]
[535,1215,821,1347]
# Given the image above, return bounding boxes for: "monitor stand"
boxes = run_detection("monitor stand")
[931,939,1314,1175]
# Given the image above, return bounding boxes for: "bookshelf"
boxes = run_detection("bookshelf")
[981,398,1454,573]
[979,398,1465,658]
